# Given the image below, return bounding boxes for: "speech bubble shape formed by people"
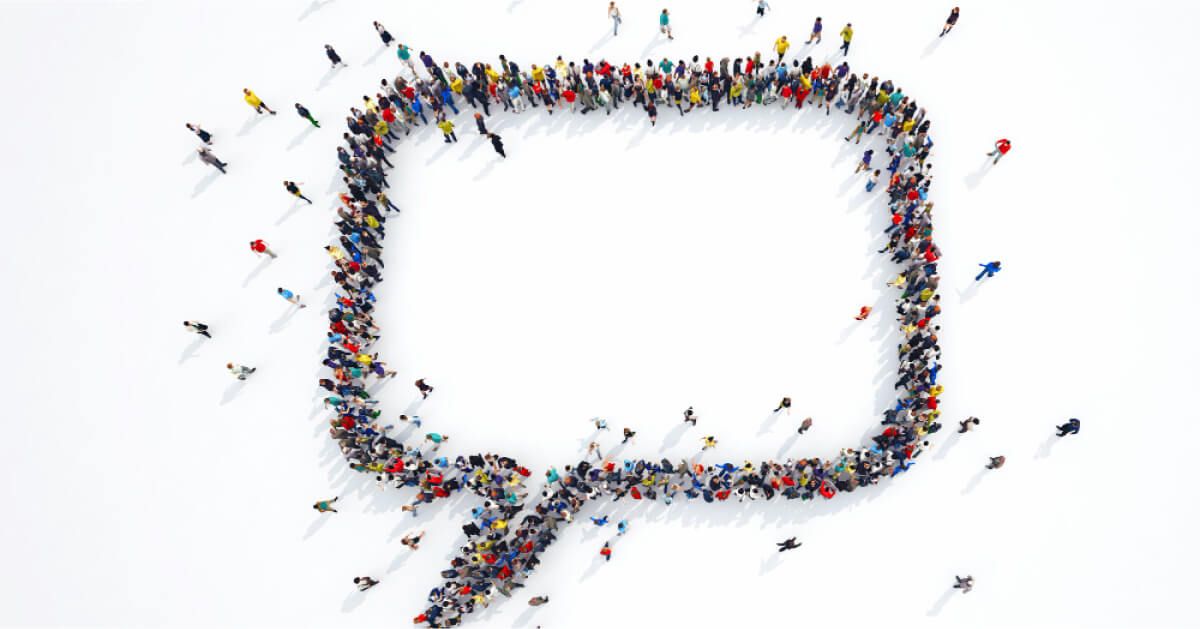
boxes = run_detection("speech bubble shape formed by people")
[324,52,941,626]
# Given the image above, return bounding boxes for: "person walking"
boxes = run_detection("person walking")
[197,147,228,173]
[622,427,637,443]
[227,363,256,380]
[414,378,434,398]
[592,417,610,431]
[186,123,213,144]
[424,432,449,449]
[839,23,854,55]
[683,406,698,425]
[855,306,872,320]
[701,436,718,450]
[243,88,276,115]
[797,416,813,434]
[774,35,790,62]
[474,112,489,135]
[776,537,801,552]
[659,9,674,40]
[278,287,306,308]
[755,0,771,17]
[855,149,874,173]
[608,2,622,36]
[986,456,1006,470]
[354,576,379,592]
[250,239,277,259]
[325,44,347,68]
[313,496,339,513]
[183,321,212,338]
[295,103,320,127]
[284,180,313,204]
[401,530,426,550]
[488,132,506,158]
[974,261,1001,281]
[1056,418,1081,437]
[528,596,550,606]
[806,17,823,44]
[590,515,609,527]
[617,519,628,535]
[954,575,974,593]
[600,541,613,561]
[958,417,980,433]
[373,21,394,47]
[940,7,961,37]
[774,397,791,414]
[396,42,417,75]
[436,118,458,143]
[987,138,1012,164]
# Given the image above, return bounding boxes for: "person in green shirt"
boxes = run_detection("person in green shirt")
[659,9,674,40]
[396,43,416,75]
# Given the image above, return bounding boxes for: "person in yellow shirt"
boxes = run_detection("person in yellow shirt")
[839,23,854,55]
[436,118,457,143]
[243,88,276,115]
[686,86,701,113]
[774,35,790,61]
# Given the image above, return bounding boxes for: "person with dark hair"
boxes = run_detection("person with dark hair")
[797,416,813,434]
[249,239,277,259]
[774,398,791,414]
[295,103,320,128]
[488,132,506,158]
[776,537,801,552]
[313,497,339,513]
[1056,418,1081,437]
[622,427,636,443]
[986,456,1006,470]
[988,138,1012,164]
[659,9,673,40]
[197,147,227,173]
[186,123,212,144]
[183,321,211,338]
[528,596,550,606]
[683,406,698,424]
[958,417,980,433]
[940,7,961,37]
[227,363,256,380]
[839,23,853,55]
[806,17,823,44]
[975,261,1002,281]
[954,575,974,593]
[284,180,313,204]
[415,378,434,398]
[354,576,379,591]
[373,21,394,46]
[243,88,276,115]
[325,44,347,68]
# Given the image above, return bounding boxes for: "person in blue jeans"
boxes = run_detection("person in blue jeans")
[608,2,622,35]
[974,261,1001,281]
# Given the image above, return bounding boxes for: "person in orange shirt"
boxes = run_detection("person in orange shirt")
[856,306,872,320]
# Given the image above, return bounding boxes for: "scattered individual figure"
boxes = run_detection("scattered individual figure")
[243,88,276,115]
[756,0,771,17]
[622,427,637,443]
[600,541,612,561]
[590,515,609,527]
[774,35,790,62]
[399,414,423,427]
[659,9,674,40]
[284,180,313,204]
[197,147,227,173]
[986,456,1006,470]
[528,596,550,606]
[325,44,347,68]
[313,496,339,513]
[608,2,622,36]
[975,261,1002,281]
[373,21,394,47]
[227,363,256,380]
[278,287,306,308]
[474,112,489,135]
[592,417,609,431]
[1056,418,1081,437]
[701,436,718,450]
[186,123,213,144]
[183,321,212,338]
[797,417,813,434]
[488,132,506,158]
[954,575,974,593]
[354,576,379,592]
[437,118,458,143]
[839,23,854,55]
[774,397,792,414]
[776,537,801,552]
[415,378,434,398]
[940,7,961,37]
[856,306,872,320]
[425,432,449,449]
[617,519,628,535]
[295,103,320,127]
[958,417,980,433]
[250,239,277,259]
[683,406,698,425]
[401,530,426,550]
[806,17,823,44]
[987,138,1011,164]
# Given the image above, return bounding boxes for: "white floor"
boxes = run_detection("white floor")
[1,0,1198,627]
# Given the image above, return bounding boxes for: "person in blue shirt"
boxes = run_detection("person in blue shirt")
[278,287,306,307]
[617,519,628,535]
[590,515,608,526]
[974,261,1002,281]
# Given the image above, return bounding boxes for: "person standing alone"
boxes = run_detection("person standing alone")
[608,2,622,36]
[940,7,961,37]
[660,9,674,40]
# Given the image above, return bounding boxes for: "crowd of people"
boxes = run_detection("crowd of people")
[180,5,1087,624]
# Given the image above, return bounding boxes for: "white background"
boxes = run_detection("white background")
[1,0,1198,627]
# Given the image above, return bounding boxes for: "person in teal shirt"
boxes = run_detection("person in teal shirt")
[313,497,339,513]
[659,9,674,40]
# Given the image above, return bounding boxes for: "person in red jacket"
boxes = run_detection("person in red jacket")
[987,138,1011,164]
[600,541,612,561]
[855,306,872,320]
[249,239,276,259]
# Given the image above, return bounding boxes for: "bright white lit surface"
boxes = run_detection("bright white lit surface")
[1,0,1197,627]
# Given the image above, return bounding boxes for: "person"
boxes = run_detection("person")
[401,530,426,550]
[701,436,718,450]
[659,9,674,40]
[295,103,320,127]
[959,417,980,433]
[855,149,874,173]
[227,363,256,380]
[617,519,628,535]
[774,397,791,414]
[590,515,608,526]
[373,21,394,46]
[806,17,823,44]
[313,496,339,513]
[197,147,227,173]
[987,138,1011,164]
[954,575,974,593]
[436,118,458,143]
[396,42,416,74]
[1056,418,1081,437]
[855,306,872,320]
[797,417,813,434]
[776,537,801,552]
[839,23,854,55]
[186,123,212,144]
[940,7,960,37]
[528,596,550,606]
[278,287,306,308]
[591,417,609,430]
[489,132,506,158]
[415,378,434,398]
[774,35,790,62]
[608,2,622,36]
[284,180,313,204]
[424,432,449,449]
[474,113,489,135]
[354,576,379,592]
[865,169,881,192]
[243,88,276,115]
[683,406,698,424]
[986,456,1006,470]
[600,541,612,561]
[325,44,347,68]
[399,414,423,427]
[975,261,1001,281]
[755,0,770,17]
[622,427,636,443]
[250,239,277,259]
[183,321,211,338]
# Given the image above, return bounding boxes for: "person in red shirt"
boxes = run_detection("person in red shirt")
[249,239,276,259]
[988,138,1011,164]
[855,306,872,320]
[600,541,612,561]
